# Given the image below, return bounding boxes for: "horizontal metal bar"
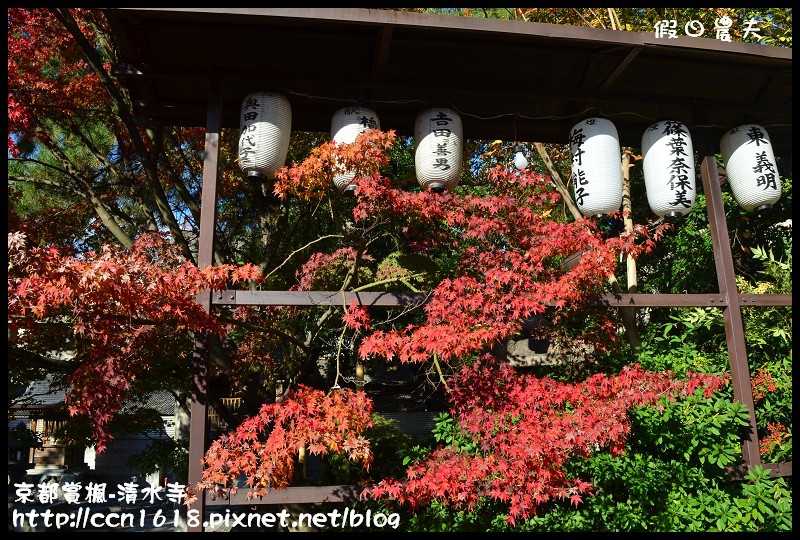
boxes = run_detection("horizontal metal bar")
[764,461,793,477]
[210,290,790,308]
[205,485,361,506]
[211,290,429,307]
[726,461,793,480]
[588,294,728,307]
[739,294,793,306]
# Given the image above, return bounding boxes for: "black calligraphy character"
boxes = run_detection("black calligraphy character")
[572,169,589,206]
[239,134,257,148]
[242,97,260,111]
[669,173,692,193]
[670,190,693,209]
[359,116,379,130]
[752,151,776,174]
[571,147,585,166]
[238,147,256,160]
[668,157,691,175]
[570,129,586,166]
[434,143,451,157]
[757,173,778,190]
[574,186,589,206]
[432,158,451,170]
[661,121,687,136]
[431,112,453,126]
[746,126,767,146]
[668,136,688,157]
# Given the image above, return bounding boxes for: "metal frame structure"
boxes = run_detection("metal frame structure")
[102,8,791,532]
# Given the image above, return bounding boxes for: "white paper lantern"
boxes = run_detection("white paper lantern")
[238,91,292,179]
[720,124,782,211]
[331,105,380,193]
[415,106,462,192]
[641,120,696,218]
[568,117,622,217]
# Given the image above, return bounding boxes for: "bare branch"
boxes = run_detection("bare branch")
[262,234,344,282]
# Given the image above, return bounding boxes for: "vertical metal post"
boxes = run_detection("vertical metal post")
[187,79,223,532]
[692,120,761,470]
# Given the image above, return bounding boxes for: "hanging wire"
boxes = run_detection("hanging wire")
[276,89,786,131]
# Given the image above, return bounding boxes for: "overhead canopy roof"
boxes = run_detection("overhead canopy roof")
[103,8,792,155]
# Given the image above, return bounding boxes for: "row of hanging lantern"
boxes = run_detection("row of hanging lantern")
[238,91,465,195]
[237,91,782,215]
[569,117,782,218]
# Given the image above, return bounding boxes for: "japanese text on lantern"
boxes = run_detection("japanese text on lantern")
[430,112,453,171]
[344,106,378,134]
[661,120,693,209]
[569,124,588,206]
[744,126,778,190]
[238,96,261,162]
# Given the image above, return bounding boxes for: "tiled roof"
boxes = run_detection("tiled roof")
[16,376,176,416]
[18,374,67,406]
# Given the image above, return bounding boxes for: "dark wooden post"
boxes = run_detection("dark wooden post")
[187,79,223,532]
[692,119,761,471]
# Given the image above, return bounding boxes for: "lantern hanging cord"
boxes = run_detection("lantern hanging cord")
[281,90,608,123]
[283,89,427,106]
[277,89,788,131]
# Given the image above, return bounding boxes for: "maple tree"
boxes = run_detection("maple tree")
[197,385,374,503]
[8,230,262,449]
[8,7,791,531]
[364,355,728,524]
[7,128,731,522]
[8,6,303,442]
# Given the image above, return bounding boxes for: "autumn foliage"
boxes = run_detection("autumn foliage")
[274,130,396,202]
[197,386,373,502]
[8,232,262,450]
[8,124,713,519]
[7,114,728,521]
[363,355,728,524]
[181,132,716,518]
[8,8,108,157]
[351,173,642,363]
[7,7,790,531]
